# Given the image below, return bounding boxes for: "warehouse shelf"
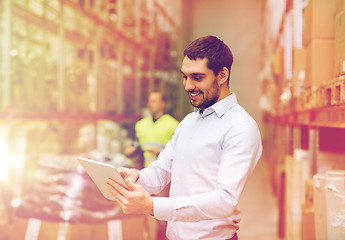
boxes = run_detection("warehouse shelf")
[0,7,183,235]
[0,0,183,165]
[260,0,345,239]
[0,111,140,123]
[4,0,182,115]
[266,104,345,128]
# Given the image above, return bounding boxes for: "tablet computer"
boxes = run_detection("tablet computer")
[77,157,129,200]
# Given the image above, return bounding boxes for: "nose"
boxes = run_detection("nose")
[184,78,194,91]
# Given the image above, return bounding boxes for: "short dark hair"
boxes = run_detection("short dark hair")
[183,36,233,82]
[150,91,166,103]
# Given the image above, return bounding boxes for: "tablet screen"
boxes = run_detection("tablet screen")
[78,157,129,200]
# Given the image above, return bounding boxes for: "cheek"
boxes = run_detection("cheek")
[203,81,218,96]
[200,83,212,94]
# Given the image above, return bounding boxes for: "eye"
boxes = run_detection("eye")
[192,76,203,81]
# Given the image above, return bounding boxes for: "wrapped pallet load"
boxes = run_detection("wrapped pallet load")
[325,170,345,240]
[313,170,345,240]
[313,173,327,240]
[11,154,148,240]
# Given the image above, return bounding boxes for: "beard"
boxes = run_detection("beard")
[188,78,220,109]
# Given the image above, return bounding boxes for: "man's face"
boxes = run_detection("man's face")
[147,92,164,115]
[180,57,220,110]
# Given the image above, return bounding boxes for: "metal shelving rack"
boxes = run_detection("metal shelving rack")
[0,0,182,155]
[260,0,345,167]
[260,0,345,239]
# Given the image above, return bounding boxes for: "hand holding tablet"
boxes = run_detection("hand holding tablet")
[77,157,129,200]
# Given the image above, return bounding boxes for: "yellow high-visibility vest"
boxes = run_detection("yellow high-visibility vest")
[135,114,179,167]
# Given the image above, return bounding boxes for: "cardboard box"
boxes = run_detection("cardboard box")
[274,47,285,80]
[303,0,337,46]
[302,178,315,240]
[336,0,345,13]
[304,178,314,209]
[301,208,315,240]
[305,39,335,88]
[292,48,306,98]
[285,155,311,240]
[313,173,327,240]
[335,12,345,76]
[325,172,345,240]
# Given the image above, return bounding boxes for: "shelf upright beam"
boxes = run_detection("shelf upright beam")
[147,0,155,93]
[91,29,101,114]
[2,0,11,109]
[134,0,141,115]
[148,0,156,93]
[309,126,318,175]
[58,0,65,111]
[117,0,124,114]
[292,125,301,150]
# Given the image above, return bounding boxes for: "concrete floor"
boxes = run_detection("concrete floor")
[237,159,281,240]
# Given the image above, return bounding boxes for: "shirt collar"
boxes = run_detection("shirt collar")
[194,93,237,118]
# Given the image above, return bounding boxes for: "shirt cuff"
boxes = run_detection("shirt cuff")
[136,168,147,185]
[153,197,174,221]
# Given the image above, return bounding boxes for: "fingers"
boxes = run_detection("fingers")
[116,167,127,179]
[106,179,136,214]
[106,178,153,215]
[107,178,128,195]
[106,182,124,200]
[106,180,131,212]
[125,178,139,191]
[116,167,139,183]
[106,185,130,213]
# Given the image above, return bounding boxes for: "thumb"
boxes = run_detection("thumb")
[125,178,139,191]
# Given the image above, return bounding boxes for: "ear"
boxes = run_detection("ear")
[161,100,166,110]
[217,67,229,86]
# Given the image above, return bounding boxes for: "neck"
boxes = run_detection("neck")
[219,88,231,100]
[153,112,164,121]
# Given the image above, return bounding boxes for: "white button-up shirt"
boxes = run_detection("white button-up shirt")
[137,93,262,240]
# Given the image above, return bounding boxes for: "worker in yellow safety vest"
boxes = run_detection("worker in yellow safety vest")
[125,91,179,240]
[126,91,179,168]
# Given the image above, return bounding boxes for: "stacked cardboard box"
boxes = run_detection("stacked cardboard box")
[292,49,306,111]
[305,40,335,88]
[304,0,337,89]
[285,155,311,240]
[301,178,315,240]
[335,7,345,77]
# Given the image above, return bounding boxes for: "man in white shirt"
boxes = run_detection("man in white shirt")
[107,36,262,240]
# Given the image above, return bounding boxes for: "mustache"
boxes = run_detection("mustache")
[188,90,202,94]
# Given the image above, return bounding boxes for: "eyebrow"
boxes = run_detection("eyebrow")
[191,73,205,77]
[180,70,205,77]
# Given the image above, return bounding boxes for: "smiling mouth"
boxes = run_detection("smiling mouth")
[189,92,202,97]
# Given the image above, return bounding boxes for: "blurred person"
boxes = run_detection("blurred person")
[125,91,179,169]
[107,36,262,240]
[125,91,179,240]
